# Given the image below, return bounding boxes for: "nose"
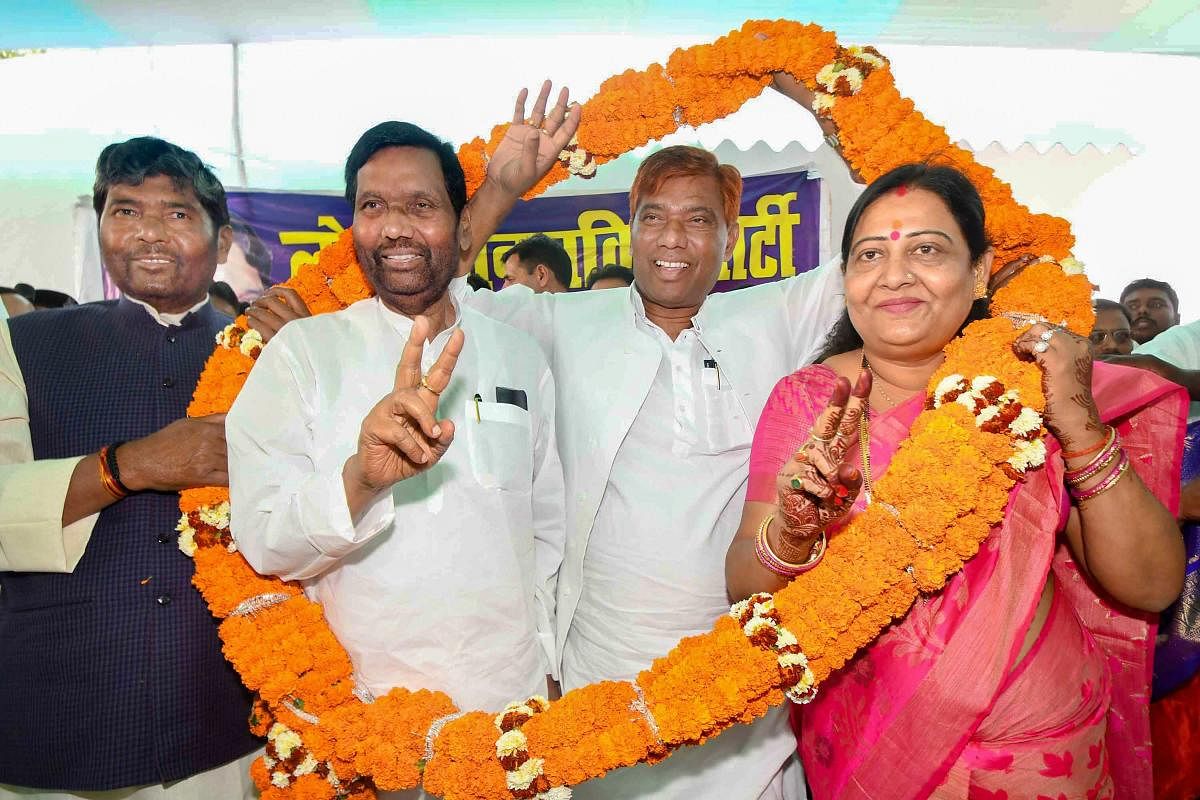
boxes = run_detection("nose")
[877,253,915,289]
[657,216,687,249]
[135,213,168,244]
[381,208,415,241]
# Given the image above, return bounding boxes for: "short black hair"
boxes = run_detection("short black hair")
[93,136,229,229]
[32,289,77,309]
[230,219,274,285]
[12,283,35,303]
[208,280,240,309]
[503,233,573,289]
[1094,298,1132,327]
[1120,278,1179,314]
[465,272,492,291]
[586,263,635,289]
[344,121,467,217]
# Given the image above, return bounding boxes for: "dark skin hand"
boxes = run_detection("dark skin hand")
[1099,353,1200,402]
[62,414,228,526]
[244,286,311,343]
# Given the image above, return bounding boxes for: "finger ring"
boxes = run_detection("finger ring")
[1039,329,1054,343]
[1034,340,1050,354]
[419,375,441,396]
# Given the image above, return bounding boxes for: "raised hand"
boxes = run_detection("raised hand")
[772,371,870,560]
[486,80,582,198]
[1013,322,1104,453]
[344,317,464,507]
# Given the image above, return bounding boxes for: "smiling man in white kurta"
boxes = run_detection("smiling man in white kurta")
[226,124,566,800]
[459,144,846,799]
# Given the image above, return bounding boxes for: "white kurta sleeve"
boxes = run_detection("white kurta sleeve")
[529,361,566,678]
[456,281,557,363]
[227,327,394,581]
[779,256,847,366]
[1136,321,1200,369]
[0,322,97,573]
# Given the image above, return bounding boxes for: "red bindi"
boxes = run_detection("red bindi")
[895,185,908,197]
[890,230,900,240]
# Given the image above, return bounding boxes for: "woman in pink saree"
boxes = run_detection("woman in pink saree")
[725,163,1186,798]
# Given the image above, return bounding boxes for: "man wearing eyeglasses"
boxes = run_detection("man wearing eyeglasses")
[1090,299,1135,356]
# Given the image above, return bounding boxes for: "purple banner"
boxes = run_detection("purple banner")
[225,169,820,299]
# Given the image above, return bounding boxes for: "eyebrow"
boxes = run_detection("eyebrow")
[639,203,716,215]
[850,228,953,251]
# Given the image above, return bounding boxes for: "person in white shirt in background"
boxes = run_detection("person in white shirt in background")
[450,75,856,800]
[1105,319,1200,521]
[226,121,572,800]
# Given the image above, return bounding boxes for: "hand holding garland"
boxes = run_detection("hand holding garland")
[1014,322,1184,612]
[342,316,463,521]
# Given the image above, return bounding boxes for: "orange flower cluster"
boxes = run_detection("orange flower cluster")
[177,21,1094,800]
[304,688,456,791]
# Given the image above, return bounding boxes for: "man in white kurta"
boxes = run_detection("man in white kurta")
[458,145,847,799]
[226,122,567,800]
[227,294,563,711]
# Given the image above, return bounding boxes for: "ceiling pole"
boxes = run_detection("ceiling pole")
[231,42,248,188]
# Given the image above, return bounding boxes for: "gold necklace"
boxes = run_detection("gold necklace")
[859,400,874,503]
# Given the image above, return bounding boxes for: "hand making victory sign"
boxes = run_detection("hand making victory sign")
[342,316,464,521]
[774,371,871,553]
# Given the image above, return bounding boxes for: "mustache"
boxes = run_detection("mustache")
[127,248,176,261]
[370,239,431,263]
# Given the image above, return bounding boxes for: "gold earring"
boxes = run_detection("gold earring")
[973,281,988,300]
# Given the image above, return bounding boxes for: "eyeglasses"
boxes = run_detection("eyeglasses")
[1089,330,1133,346]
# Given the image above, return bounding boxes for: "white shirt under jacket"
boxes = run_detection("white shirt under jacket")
[1135,319,1200,422]
[226,296,565,727]
[455,260,844,799]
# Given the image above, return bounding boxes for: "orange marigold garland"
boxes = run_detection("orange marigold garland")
[178,21,1096,799]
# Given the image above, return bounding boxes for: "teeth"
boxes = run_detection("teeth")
[384,254,418,262]
[655,260,688,270]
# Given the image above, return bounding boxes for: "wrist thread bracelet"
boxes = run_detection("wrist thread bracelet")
[1064,429,1121,486]
[1062,426,1113,460]
[97,444,128,500]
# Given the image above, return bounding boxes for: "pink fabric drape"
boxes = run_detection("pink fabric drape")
[747,362,1187,799]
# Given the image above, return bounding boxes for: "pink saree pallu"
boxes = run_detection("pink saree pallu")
[746,362,1187,800]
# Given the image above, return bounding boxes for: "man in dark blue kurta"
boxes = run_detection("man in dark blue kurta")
[0,138,263,797]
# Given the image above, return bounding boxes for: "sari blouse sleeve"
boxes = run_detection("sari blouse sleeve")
[747,365,840,503]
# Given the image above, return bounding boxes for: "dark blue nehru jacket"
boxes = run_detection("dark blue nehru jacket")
[0,298,261,791]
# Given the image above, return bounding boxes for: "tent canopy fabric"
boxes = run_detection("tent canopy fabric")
[3,0,1199,54]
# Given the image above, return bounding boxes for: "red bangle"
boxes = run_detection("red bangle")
[1062,426,1113,460]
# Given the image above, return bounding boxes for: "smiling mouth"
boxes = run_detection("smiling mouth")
[381,253,424,267]
[654,259,690,272]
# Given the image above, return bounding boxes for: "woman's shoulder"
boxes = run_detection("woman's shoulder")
[765,363,840,416]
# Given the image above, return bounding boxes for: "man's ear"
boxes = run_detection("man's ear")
[722,221,741,262]
[216,224,233,265]
[455,210,474,276]
[535,264,552,290]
